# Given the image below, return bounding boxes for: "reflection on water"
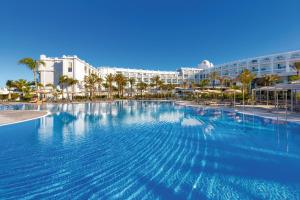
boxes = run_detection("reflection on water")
[34,101,294,148]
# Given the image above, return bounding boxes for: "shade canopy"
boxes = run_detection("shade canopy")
[253,84,300,92]
[225,89,242,94]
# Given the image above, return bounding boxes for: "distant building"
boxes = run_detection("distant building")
[38,50,300,94]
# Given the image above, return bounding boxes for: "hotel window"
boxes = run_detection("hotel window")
[260,65,270,71]
[84,66,87,73]
[261,58,271,63]
[277,63,286,70]
[275,56,285,61]
[251,66,259,72]
[291,53,300,59]
[251,59,258,64]
[68,62,73,72]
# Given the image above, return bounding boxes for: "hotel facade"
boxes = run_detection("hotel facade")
[38,50,300,94]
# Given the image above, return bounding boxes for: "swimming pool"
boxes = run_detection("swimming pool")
[0,101,300,199]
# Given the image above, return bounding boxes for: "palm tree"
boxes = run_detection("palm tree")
[96,77,103,97]
[182,80,188,89]
[166,83,175,97]
[13,79,31,98]
[59,75,69,100]
[238,69,256,107]
[136,82,148,99]
[199,79,209,89]
[209,71,220,88]
[46,83,59,101]
[289,62,300,82]
[106,73,114,99]
[295,62,300,76]
[262,74,280,86]
[68,78,79,100]
[151,75,161,90]
[84,74,101,100]
[19,57,45,90]
[128,77,136,97]
[218,76,230,99]
[6,80,15,100]
[114,73,127,98]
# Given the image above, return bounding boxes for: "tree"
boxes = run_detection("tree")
[128,77,136,97]
[136,82,148,98]
[13,79,31,98]
[218,76,231,89]
[19,57,45,90]
[199,79,209,89]
[114,73,127,97]
[59,75,69,100]
[262,74,280,86]
[182,80,188,89]
[151,75,161,90]
[46,83,59,101]
[295,62,300,76]
[84,74,101,100]
[166,83,175,97]
[289,62,300,82]
[238,69,256,107]
[209,71,220,88]
[6,80,15,100]
[106,73,114,99]
[96,76,103,97]
[68,78,79,100]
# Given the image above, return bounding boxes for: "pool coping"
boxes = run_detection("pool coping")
[0,110,50,127]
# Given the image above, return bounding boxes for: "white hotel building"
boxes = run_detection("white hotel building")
[38,50,300,94]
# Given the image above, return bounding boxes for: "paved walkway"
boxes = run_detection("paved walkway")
[0,110,48,126]
[175,101,300,123]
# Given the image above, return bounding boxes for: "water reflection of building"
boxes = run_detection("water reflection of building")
[37,102,192,143]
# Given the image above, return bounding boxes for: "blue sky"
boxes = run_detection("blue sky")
[0,0,300,86]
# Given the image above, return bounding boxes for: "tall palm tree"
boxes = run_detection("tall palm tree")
[166,83,175,97]
[295,62,300,76]
[262,74,280,86]
[151,75,161,90]
[6,80,14,100]
[136,82,148,99]
[68,78,79,100]
[114,73,127,97]
[128,77,136,97]
[290,62,300,82]
[182,80,188,89]
[19,57,45,90]
[96,77,103,97]
[46,83,59,101]
[106,73,114,99]
[209,71,220,88]
[84,74,101,100]
[59,75,69,100]
[218,76,230,99]
[238,69,256,107]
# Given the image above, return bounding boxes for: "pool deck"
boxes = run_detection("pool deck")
[0,110,48,126]
[175,101,300,123]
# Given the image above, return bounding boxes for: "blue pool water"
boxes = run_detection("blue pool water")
[0,101,300,199]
